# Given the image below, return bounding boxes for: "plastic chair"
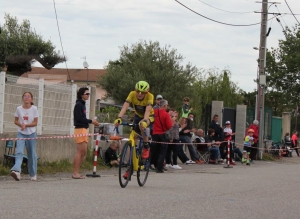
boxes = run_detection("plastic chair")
[3,140,16,166]
[3,140,28,168]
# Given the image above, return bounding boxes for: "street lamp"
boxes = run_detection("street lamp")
[83,59,89,85]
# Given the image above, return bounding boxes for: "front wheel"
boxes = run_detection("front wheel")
[137,145,150,187]
[119,142,132,188]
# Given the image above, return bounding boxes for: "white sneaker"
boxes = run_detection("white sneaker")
[165,164,172,169]
[30,175,37,181]
[11,171,21,181]
[186,160,196,164]
[171,165,182,170]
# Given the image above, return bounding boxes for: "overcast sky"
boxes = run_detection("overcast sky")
[1,0,299,92]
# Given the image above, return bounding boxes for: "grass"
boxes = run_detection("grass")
[0,149,110,176]
[262,152,278,161]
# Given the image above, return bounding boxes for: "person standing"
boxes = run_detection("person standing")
[73,87,99,179]
[165,111,182,170]
[153,94,163,109]
[10,92,39,181]
[248,120,259,163]
[151,99,173,173]
[291,131,299,157]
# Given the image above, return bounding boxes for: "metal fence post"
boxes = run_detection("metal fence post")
[85,85,91,120]
[0,71,5,134]
[70,83,77,134]
[37,78,44,135]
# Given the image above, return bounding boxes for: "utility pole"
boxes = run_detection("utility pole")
[257,0,268,160]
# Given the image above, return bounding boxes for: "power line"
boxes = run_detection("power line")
[275,5,287,27]
[198,0,258,14]
[284,0,300,25]
[52,0,72,82]
[175,0,275,27]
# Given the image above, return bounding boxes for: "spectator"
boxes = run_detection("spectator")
[10,92,39,181]
[73,87,99,179]
[233,145,243,161]
[204,128,221,164]
[284,132,293,157]
[194,129,209,159]
[223,121,236,165]
[181,97,193,118]
[178,117,195,165]
[151,99,173,173]
[242,129,254,165]
[153,94,163,109]
[179,114,204,164]
[104,141,120,167]
[165,112,182,170]
[248,120,259,163]
[291,130,299,157]
[209,114,223,141]
[210,114,224,161]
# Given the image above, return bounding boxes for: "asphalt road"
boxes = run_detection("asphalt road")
[1,159,300,219]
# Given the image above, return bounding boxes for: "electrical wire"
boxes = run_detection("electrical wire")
[52,0,72,82]
[198,0,258,14]
[275,5,287,27]
[284,0,300,25]
[175,0,275,27]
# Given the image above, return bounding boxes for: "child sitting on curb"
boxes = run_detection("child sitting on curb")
[105,141,120,167]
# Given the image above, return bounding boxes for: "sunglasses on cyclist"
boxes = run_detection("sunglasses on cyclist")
[135,90,148,95]
[83,93,90,96]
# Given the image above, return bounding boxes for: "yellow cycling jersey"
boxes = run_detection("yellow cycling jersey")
[126,91,154,118]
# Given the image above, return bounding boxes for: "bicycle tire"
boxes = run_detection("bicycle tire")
[119,142,132,188]
[137,145,150,187]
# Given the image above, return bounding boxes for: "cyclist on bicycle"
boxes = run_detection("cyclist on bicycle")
[114,80,154,160]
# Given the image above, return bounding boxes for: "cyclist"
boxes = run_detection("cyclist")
[114,81,154,178]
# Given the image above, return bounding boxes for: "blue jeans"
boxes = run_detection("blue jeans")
[181,135,200,161]
[209,147,220,160]
[11,132,37,176]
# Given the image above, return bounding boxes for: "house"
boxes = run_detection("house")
[21,67,117,106]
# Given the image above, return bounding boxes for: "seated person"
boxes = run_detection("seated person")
[194,129,207,152]
[105,141,120,167]
[233,144,243,161]
[205,128,221,164]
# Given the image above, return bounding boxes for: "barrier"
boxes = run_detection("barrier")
[86,134,101,178]
[223,140,233,168]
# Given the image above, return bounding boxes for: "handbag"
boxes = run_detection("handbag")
[158,109,171,140]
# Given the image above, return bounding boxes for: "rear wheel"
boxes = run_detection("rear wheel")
[137,145,150,187]
[119,142,132,188]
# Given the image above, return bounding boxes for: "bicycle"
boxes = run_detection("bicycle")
[115,122,150,188]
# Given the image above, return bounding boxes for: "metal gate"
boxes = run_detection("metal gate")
[271,117,282,143]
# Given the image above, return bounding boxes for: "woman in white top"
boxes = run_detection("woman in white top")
[10,92,39,181]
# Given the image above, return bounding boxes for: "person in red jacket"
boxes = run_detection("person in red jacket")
[291,130,299,157]
[248,120,259,163]
[151,99,173,173]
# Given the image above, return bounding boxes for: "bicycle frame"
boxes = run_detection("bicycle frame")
[117,123,144,171]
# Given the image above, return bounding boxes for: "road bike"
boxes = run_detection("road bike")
[115,122,150,188]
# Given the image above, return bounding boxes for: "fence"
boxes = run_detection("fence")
[0,72,90,135]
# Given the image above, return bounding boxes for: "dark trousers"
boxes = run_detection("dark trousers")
[151,134,168,171]
[177,137,190,164]
[220,142,227,159]
[165,139,179,165]
[250,142,258,160]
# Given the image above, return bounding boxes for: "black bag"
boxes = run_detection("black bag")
[158,110,171,140]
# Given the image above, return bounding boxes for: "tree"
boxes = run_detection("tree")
[266,24,300,104]
[0,14,65,75]
[190,68,244,128]
[99,40,198,107]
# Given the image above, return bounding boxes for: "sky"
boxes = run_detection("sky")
[1,0,300,92]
